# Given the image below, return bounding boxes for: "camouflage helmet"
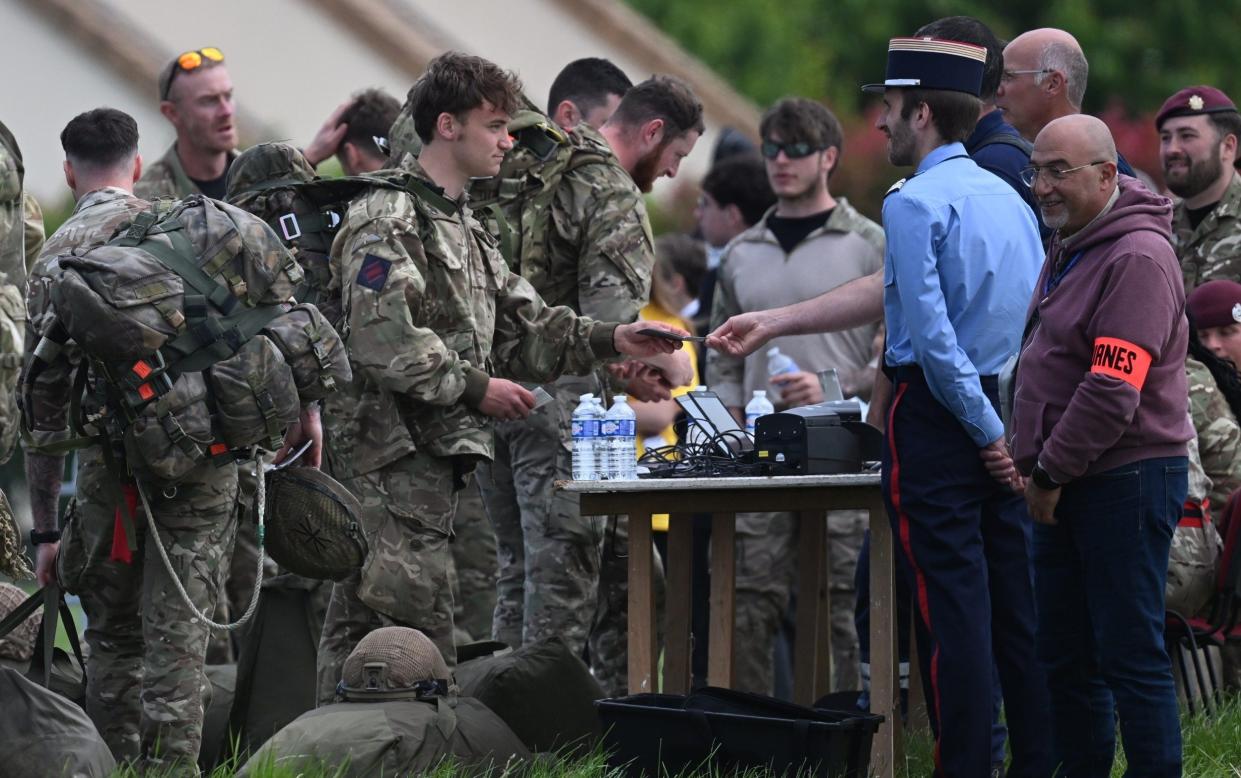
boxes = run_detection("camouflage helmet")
[342,626,450,693]
[264,466,366,581]
[386,105,422,166]
[0,582,38,662]
[225,142,317,204]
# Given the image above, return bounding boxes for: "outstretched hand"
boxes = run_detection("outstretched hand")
[706,312,776,358]
[612,321,687,358]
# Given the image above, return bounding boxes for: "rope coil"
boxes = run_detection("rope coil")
[133,447,266,632]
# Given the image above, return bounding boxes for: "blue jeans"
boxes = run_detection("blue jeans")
[1034,456,1186,777]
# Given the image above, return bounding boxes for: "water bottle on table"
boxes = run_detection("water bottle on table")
[571,393,601,480]
[745,389,775,435]
[603,394,638,480]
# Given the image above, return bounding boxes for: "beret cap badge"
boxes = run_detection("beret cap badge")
[1189,94,1205,111]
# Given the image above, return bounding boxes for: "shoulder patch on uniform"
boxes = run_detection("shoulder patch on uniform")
[885,178,907,197]
[356,253,392,292]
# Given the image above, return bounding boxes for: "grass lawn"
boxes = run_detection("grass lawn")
[105,695,1241,777]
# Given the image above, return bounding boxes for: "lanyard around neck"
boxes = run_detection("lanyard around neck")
[1044,250,1085,296]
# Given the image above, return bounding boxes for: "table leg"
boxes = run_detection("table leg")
[868,494,900,778]
[793,511,826,705]
[627,511,658,694]
[707,512,735,688]
[663,513,693,694]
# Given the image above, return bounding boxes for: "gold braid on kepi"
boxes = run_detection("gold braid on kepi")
[263,466,366,580]
[0,490,32,582]
[342,626,451,692]
[0,582,38,661]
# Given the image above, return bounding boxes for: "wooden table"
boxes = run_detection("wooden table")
[561,473,903,778]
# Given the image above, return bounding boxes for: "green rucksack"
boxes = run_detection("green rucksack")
[226,142,421,324]
[468,103,609,278]
[34,195,350,482]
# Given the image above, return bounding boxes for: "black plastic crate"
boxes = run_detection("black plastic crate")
[596,687,882,776]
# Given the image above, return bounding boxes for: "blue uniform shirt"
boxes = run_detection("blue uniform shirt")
[882,142,1043,447]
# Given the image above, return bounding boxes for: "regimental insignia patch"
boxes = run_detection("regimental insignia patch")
[356,253,392,292]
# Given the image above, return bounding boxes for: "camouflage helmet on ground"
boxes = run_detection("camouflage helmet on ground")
[342,626,450,694]
[264,466,366,580]
[225,142,316,204]
[0,582,38,662]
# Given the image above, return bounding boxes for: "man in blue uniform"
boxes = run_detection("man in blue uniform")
[710,37,1052,777]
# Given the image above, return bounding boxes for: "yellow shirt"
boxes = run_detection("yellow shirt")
[635,303,699,530]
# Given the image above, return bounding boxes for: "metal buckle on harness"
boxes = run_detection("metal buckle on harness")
[279,212,302,241]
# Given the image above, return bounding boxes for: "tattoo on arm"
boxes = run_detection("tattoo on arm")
[26,453,64,533]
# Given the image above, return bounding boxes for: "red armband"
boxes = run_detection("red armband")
[1090,336,1152,390]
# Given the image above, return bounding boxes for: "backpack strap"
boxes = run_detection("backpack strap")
[484,203,515,266]
[973,132,1034,155]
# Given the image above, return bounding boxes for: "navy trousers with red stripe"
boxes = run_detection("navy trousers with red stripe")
[882,370,1051,778]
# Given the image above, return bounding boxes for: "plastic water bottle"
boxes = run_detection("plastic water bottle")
[766,347,800,404]
[745,390,775,435]
[571,393,602,480]
[602,395,638,480]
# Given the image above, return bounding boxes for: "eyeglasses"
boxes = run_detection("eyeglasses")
[760,140,825,160]
[160,47,225,100]
[1019,161,1108,187]
[1000,68,1052,83]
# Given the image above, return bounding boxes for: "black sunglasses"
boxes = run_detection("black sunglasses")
[760,140,826,160]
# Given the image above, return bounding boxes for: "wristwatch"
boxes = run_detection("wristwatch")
[1031,464,1061,491]
[29,528,61,545]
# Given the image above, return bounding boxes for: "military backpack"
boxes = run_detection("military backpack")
[468,104,609,277]
[226,142,426,324]
[31,195,350,482]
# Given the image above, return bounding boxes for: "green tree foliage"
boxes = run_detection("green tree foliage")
[626,0,1241,115]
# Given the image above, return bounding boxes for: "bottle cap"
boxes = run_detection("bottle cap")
[766,346,780,356]
[692,385,707,392]
[616,394,628,402]
[579,394,592,401]
[754,390,766,398]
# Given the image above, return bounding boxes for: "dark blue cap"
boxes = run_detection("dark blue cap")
[862,37,987,96]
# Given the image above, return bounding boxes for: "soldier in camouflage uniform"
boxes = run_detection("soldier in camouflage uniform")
[1186,357,1241,511]
[23,109,317,769]
[0,119,29,583]
[315,53,688,702]
[1156,86,1241,291]
[470,73,702,688]
[707,99,883,696]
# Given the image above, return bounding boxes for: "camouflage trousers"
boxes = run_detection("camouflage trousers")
[316,452,457,704]
[476,392,604,655]
[449,477,498,644]
[589,514,666,697]
[55,447,238,767]
[733,510,866,696]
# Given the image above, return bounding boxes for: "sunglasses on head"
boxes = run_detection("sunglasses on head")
[760,140,825,160]
[161,47,225,100]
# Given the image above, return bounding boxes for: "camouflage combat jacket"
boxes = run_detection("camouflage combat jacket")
[0,120,26,288]
[1186,356,1241,511]
[324,158,618,479]
[1176,172,1241,292]
[534,123,654,322]
[22,188,150,453]
[134,142,238,201]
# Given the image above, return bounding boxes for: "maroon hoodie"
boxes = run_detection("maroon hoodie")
[1011,176,1191,482]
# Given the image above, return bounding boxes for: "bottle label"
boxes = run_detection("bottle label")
[572,419,598,438]
[746,413,760,433]
[602,419,635,436]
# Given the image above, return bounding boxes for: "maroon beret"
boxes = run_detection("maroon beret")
[1187,279,1241,329]
[1156,86,1238,129]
